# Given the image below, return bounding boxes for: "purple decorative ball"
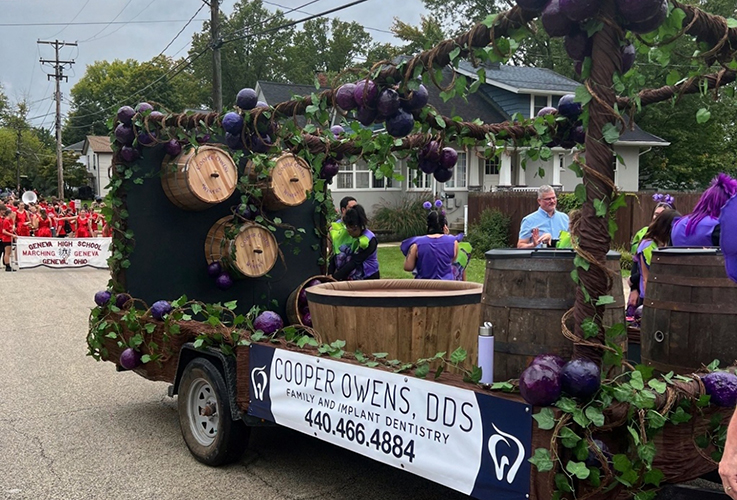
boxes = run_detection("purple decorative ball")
[207,261,222,278]
[215,273,234,290]
[164,139,182,157]
[135,102,153,113]
[439,148,458,169]
[353,80,378,108]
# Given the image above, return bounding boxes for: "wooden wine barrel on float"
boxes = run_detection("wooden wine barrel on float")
[204,216,278,278]
[244,153,313,210]
[641,247,737,373]
[306,280,483,370]
[161,145,237,210]
[482,249,626,381]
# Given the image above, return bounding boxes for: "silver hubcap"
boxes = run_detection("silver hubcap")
[188,377,218,446]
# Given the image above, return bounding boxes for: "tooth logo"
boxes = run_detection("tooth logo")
[251,366,269,401]
[487,423,525,484]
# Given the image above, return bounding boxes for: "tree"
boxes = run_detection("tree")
[62,56,205,145]
[391,15,447,55]
[188,0,295,108]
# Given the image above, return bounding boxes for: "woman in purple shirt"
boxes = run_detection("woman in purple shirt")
[403,211,458,280]
[671,173,737,247]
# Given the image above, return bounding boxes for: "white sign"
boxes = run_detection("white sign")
[248,345,532,499]
[16,237,112,269]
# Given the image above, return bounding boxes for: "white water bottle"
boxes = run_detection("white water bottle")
[478,322,494,385]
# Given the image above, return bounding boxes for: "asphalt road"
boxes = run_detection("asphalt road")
[0,268,471,500]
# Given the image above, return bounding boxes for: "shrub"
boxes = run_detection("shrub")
[557,192,582,214]
[612,244,633,271]
[371,195,429,240]
[467,208,511,257]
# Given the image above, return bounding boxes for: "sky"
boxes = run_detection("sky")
[0,0,426,129]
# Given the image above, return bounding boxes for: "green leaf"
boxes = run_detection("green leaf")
[581,318,599,339]
[594,199,607,217]
[630,370,645,390]
[574,254,590,271]
[588,467,601,487]
[671,406,692,424]
[585,406,605,427]
[595,295,615,306]
[529,448,554,472]
[555,473,573,493]
[415,363,430,379]
[574,183,587,204]
[566,461,591,480]
[560,427,582,448]
[602,123,620,144]
[648,379,667,394]
[696,108,711,124]
[140,354,151,363]
[646,410,667,429]
[707,359,720,371]
[193,338,204,349]
[574,85,592,107]
[643,468,665,487]
[634,491,658,500]
[573,408,591,427]
[628,425,641,445]
[450,347,467,364]
[224,300,238,311]
[555,397,577,414]
[612,454,632,473]
[728,18,737,28]
[533,408,556,430]
[638,442,657,466]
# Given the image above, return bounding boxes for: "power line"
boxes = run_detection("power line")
[44,0,92,39]
[79,0,159,43]
[158,2,208,57]
[65,0,370,123]
[262,0,393,35]
[78,0,135,42]
[0,19,209,27]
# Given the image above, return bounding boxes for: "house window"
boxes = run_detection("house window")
[335,162,400,190]
[445,151,467,189]
[532,95,551,117]
[408,169,433,190]
[485,156,500,175]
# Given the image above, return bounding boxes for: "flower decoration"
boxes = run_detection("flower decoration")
[434,200,443,208]
[423,201,432,210]
[652,193,675,207]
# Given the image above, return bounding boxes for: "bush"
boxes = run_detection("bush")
[557,192,582,214]
[371,195,429,240]
[467,208,511,257]
[613,245,633,271]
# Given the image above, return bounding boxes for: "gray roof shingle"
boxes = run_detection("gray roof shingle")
[458,60,579,93]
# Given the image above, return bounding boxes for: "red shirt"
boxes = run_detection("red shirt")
[1,217,14,243]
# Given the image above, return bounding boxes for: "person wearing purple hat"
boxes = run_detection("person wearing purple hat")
[671,173,737,247]
[717,193,737,497]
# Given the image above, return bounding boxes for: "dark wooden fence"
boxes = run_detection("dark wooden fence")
[468,191,703,249]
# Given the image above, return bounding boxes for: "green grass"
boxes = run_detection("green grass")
[378,246,486,283]
[378,246,628,283]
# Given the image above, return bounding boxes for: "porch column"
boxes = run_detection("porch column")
[516,153,526,186]
[552,153,562,188]
[469,150,481,189]
[498,149,513,187]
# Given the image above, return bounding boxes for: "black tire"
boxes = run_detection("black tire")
[178,357,249,466]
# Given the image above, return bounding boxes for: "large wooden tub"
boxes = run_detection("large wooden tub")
[641,247,737,373]
[482,249,626,381]
[305,280,483,369]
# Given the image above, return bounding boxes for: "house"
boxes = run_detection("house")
[81,136,114,197]
[255,63,668,221]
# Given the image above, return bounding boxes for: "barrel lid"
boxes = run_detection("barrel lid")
[183,146,237,204]
[653,247,722,256]
[485,248,621,260]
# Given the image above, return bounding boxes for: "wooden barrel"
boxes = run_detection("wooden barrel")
[204,216,278,278]
[245,153,313,211]
[161,145,237,211]
[285,275,336,326]
[641,248,737,373]
[306,280,482,369]
[483,249,626,381]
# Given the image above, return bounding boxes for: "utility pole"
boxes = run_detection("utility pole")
[38,39,76,200]
[210,0,223,112]
[16,128,21,193]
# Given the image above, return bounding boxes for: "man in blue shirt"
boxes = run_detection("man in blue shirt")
[517,185,570,248]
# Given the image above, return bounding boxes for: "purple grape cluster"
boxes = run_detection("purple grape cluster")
[517,0,655,76]
[417,140,459,184]
[334,79,429,139]
[223,88,275,153]
[115,103,181,163]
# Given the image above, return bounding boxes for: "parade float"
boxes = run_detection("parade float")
[87,0,737,498]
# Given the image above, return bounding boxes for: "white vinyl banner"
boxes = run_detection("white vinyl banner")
[248,345,533,499]
[16,237,112,269]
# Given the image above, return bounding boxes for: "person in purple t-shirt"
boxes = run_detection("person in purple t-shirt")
[403,210,458,280]
[671,173,737,247]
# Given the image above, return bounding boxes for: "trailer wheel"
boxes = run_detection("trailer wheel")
[178,357,249,466]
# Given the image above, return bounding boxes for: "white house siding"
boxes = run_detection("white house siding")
[87,152,112,197]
